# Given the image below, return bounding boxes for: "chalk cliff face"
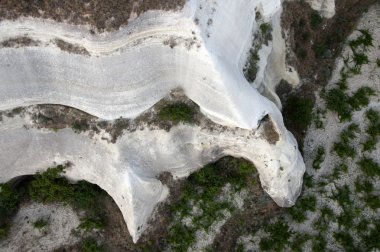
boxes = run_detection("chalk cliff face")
[0,0,307,242]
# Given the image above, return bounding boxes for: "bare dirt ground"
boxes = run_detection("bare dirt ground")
[281,0,377,144]
[0,0,186,32]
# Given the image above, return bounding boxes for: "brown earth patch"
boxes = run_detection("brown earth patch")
[54,39,90,56]
[0,0,186,32]
[1,37,40,48]
[281,0,377,146]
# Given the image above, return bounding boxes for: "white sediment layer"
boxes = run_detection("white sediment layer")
[0,0,306,242]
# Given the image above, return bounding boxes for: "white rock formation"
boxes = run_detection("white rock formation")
[0,0,306,242]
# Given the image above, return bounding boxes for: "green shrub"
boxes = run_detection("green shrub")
[357,157,380,177]
[283,95,313,129]
[332,185,351,209]
[363,194,380,210]
[0,184,20,218]
[33,218,48,229]
[310,12,323,29]
[72,119,89,133]
[291,233,311,252]
[312,147,325,170]
[168,158,256,251]
[289,195,317,222]
[244,46,261,82]
[355,179,373,193]
[312,235,327,252]
[158,103,195,124]
[313,43,328,58]
[334,231,356,251]
[325,88,351,121]
[349,29,373,50]
[0,224,9,240]
[353,53,369,66]
[349,87,375,110]
[362,222,380,250]
[29,165,74,204]
[260,218,293,251]
[362,138,377,152]
[333,124,359,158]
[331,163,349,180]
[78,217,105,232]
[82,238,104,252]
[377,59,380,67]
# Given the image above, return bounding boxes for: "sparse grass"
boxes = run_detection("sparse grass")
[33,218,48,229]
[312,146,325,170]
[259,218,293,251]
[158,103,195,124]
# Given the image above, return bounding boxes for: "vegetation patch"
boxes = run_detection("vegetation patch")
[259,218,293,251]
[312,146,325,170]
[158,103,196,125]
[283,95,314,132]
[33,218,49,230]
[167,159,256,251]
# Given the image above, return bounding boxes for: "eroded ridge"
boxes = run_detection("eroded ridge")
[0,0,306,242]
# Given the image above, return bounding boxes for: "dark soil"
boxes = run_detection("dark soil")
[54,39,90,56]
[281,0,378,146]
[1,37,40,48]
[0,0,186,32]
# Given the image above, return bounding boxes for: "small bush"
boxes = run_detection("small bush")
[353,53,369,66]
[355,179,373,193]
[33,218,48,229]
[288,195,317,222]
[325,88,351,121]
[158,103,195,124]
[312,147,325,170]
[0,225,9,240]
[260,218,293,251]
[78,218,105,232]
[82,238,104,252]
[283,95,313,130]
[334,231,356,251]
[0,184,20,218]
[310,12,323,29]
[29,165,74,204]
[357,157,380,177]
[349,87,375,110]
[72,119,89,133]
[377,59,380,67]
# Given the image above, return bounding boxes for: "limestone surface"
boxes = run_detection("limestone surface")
[0,0,306,242]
